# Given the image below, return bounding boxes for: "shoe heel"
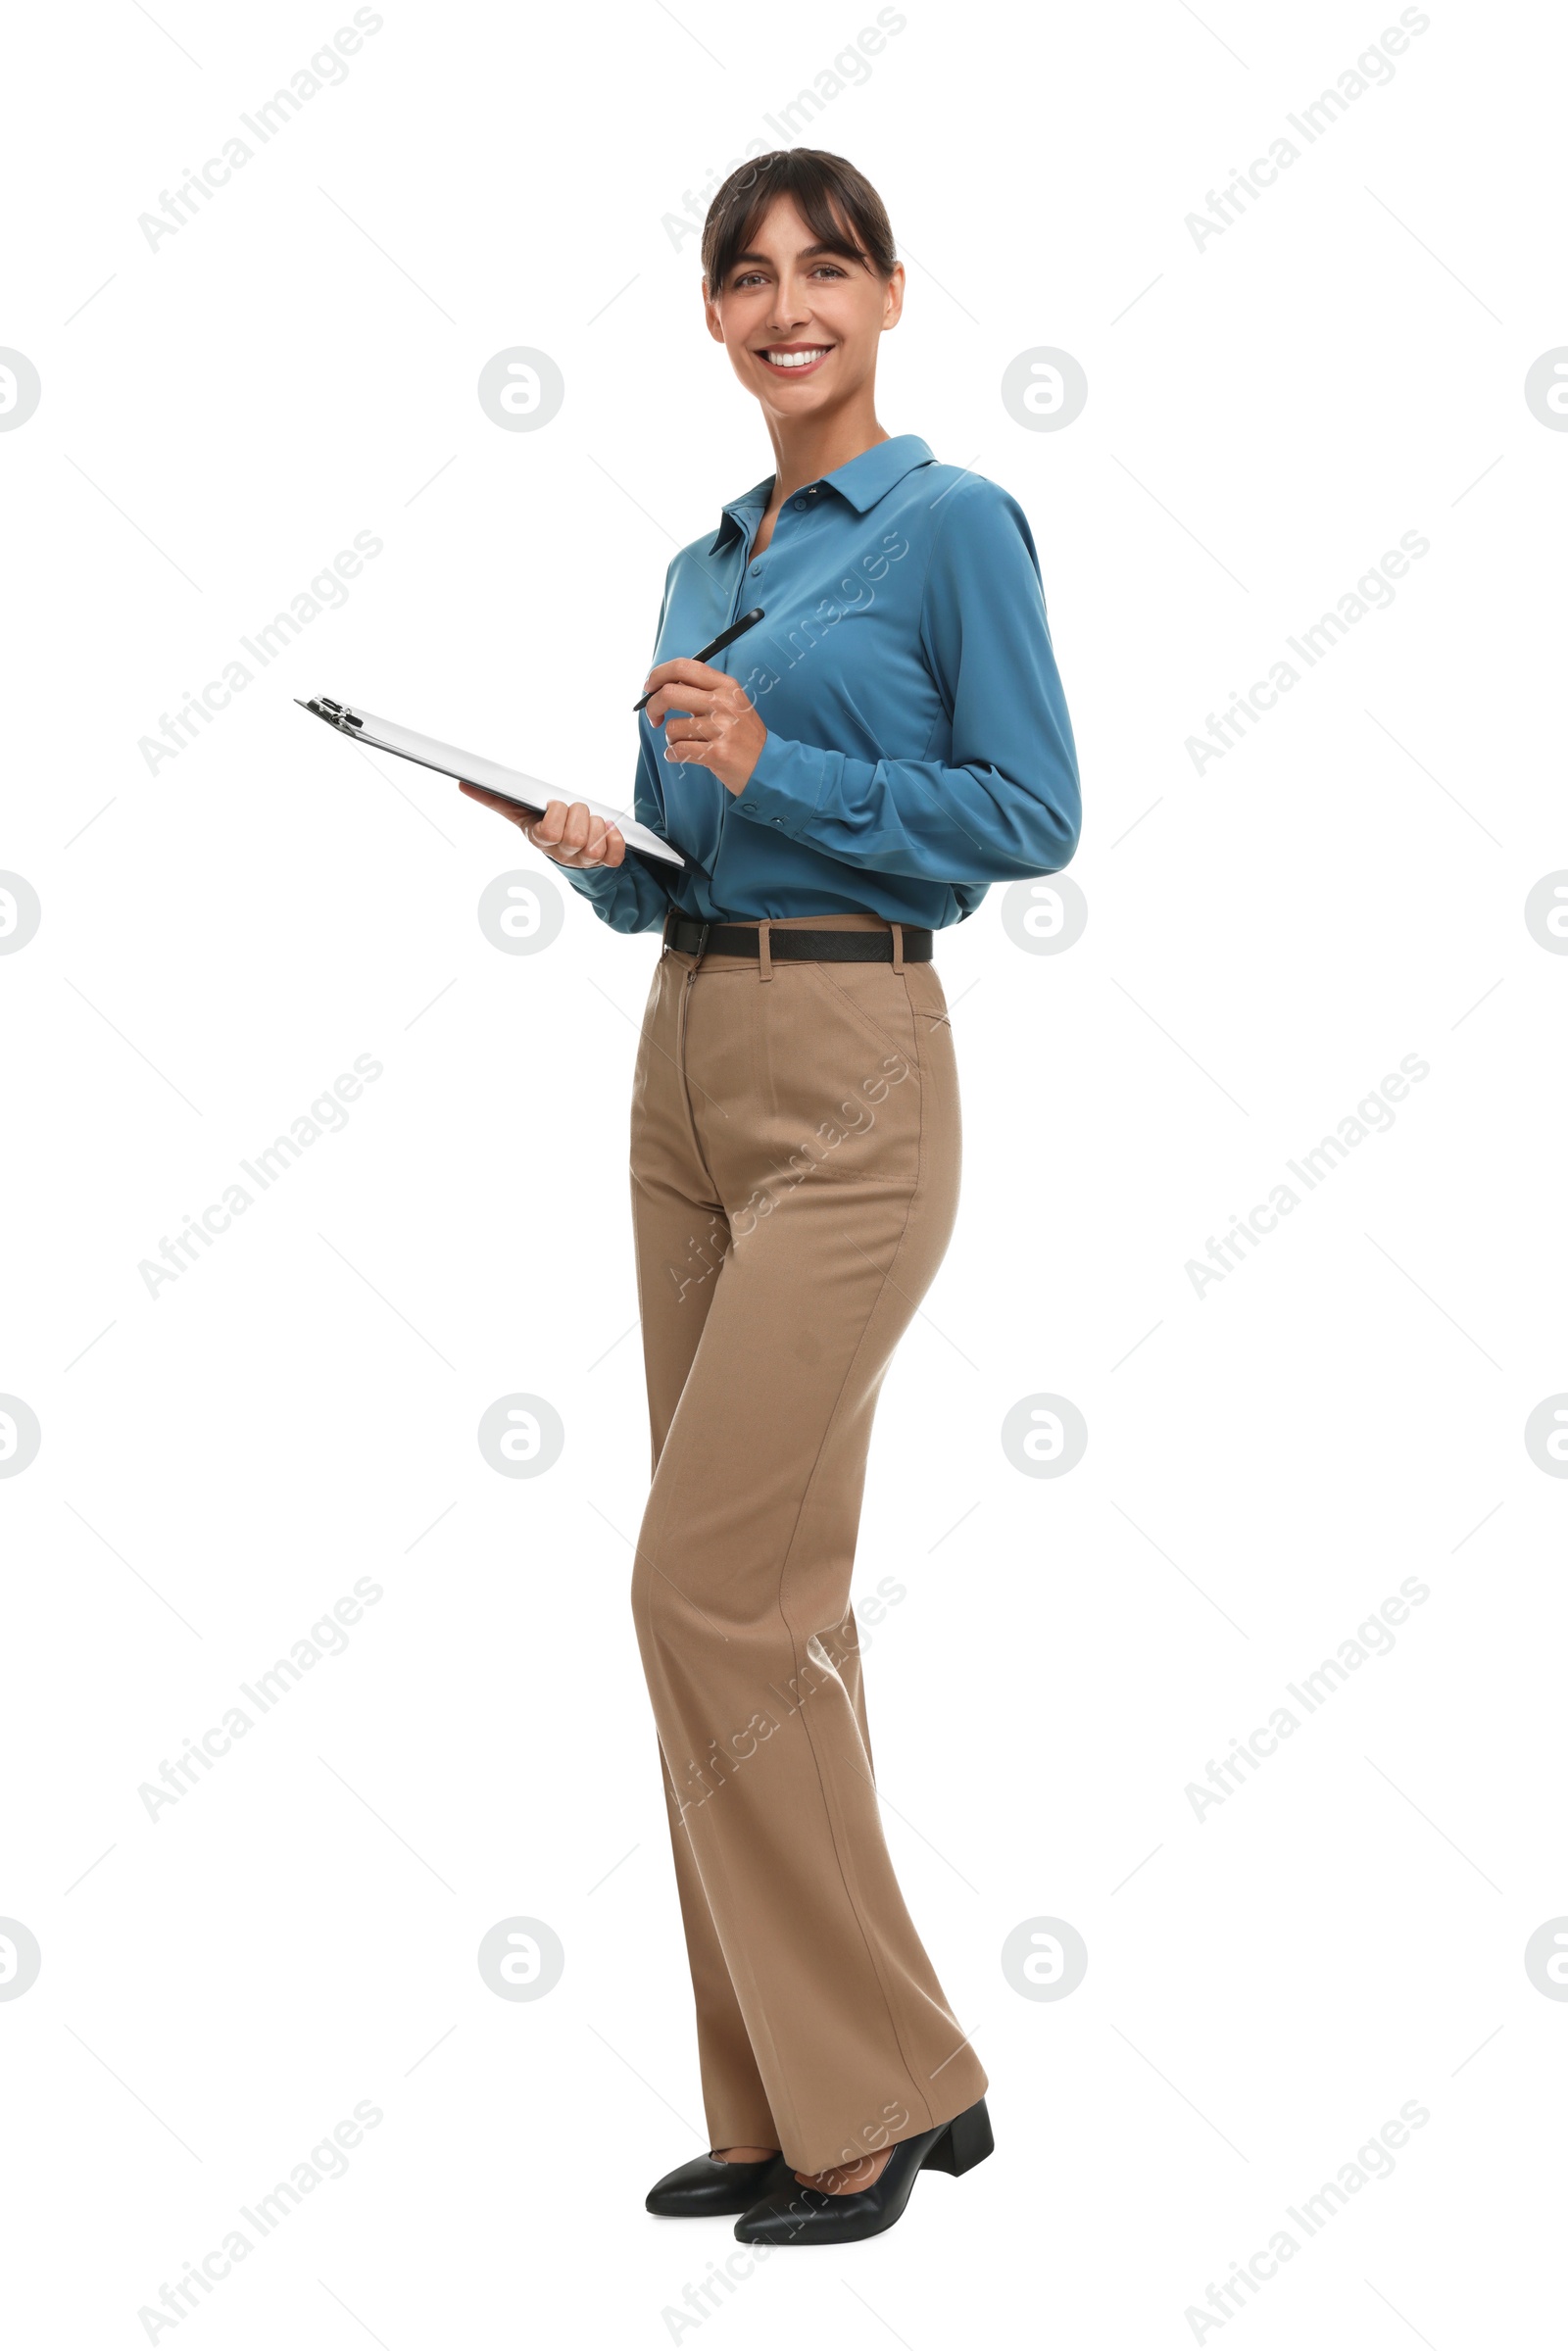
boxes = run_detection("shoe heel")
[922,2097,994,2177]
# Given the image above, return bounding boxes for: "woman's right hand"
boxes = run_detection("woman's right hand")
[458,781,626,868]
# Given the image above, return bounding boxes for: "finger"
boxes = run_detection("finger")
[663,716,716,746]
[585,815,625,867]
[527,798,569,848]
[643,682,722,729]
[538,805,602,863]
[564,814,625,868]
[641,658,731,697]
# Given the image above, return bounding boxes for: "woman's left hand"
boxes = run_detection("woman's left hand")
[641,659,767,797]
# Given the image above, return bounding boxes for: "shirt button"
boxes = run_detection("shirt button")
[793,495,807,509]
[749,561,762,575]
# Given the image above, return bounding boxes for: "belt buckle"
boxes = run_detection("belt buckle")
[691,918,712,969]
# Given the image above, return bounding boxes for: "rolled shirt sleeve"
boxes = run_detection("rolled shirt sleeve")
[730,479,1080,884]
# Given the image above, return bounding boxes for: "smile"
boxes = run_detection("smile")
[759,346,832,372]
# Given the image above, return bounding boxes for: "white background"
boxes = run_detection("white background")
[3,0,1565,2342]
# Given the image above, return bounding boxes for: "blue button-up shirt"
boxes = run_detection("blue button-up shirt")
[564,433,1080,934]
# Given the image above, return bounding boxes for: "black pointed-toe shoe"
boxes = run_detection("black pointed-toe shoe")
[645,2149,790,2218]
[733,2097,994,2245]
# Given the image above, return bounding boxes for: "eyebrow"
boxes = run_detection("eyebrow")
[727,241,862,269]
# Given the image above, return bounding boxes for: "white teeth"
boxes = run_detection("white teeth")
[762,348,829,368]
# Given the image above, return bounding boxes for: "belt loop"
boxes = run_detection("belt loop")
[890,921,905,973]
[758,917,773,983]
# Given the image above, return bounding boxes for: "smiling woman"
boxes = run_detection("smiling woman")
[702,147,900,417]
[463,145,1080,2249]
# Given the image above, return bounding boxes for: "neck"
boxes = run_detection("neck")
[761,403,890,508]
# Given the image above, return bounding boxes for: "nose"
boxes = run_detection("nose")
[763,278,812,335]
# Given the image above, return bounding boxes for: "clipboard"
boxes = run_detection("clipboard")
[295,696,687,873]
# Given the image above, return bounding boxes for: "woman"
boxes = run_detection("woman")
[462,148,1080,2246]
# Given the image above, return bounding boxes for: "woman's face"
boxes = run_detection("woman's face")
[704,193,903,422]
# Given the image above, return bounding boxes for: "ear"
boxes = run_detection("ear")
[702,280,726,344]
[881,262,906,333]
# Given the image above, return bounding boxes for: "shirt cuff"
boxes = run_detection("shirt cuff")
[731,731,824,837]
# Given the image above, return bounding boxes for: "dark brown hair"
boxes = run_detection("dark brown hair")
[702,150,898,293]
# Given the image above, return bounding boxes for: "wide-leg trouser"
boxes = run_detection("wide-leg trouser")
[627,910,988,2178]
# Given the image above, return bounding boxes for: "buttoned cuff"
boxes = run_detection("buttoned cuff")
[731,732,824,836]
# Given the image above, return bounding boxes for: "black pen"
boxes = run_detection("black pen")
[633,606,764,711]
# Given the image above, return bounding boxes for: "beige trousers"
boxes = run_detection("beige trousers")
[627,910,989,2177]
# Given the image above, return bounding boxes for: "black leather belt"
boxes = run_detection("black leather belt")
[662,912,933,963]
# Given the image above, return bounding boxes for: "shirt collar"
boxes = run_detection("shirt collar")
[708,433,937,554]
